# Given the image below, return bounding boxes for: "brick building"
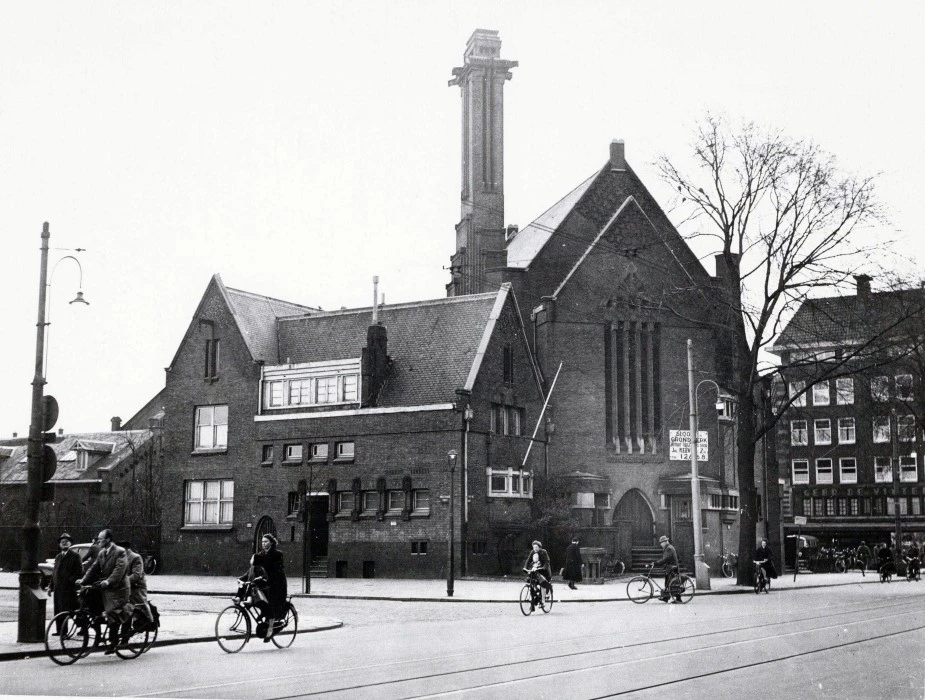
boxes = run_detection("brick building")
[770,276,925,558]
[158,276,544,577]
[446,30,738,571]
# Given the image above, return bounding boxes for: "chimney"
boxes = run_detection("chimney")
[610,140,626,172]
[111,416,122,432]
[372,276,379,324]
[362,318,390,407]
[58,428,64,436]
[854,274,872,298]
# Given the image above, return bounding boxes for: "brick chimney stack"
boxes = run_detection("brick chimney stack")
[111,416,122,431]
[362,317,390,408]
[854,274,872,298]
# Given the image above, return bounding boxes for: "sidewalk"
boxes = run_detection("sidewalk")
[0,568,877,661]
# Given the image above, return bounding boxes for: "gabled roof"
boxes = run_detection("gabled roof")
[0,430,154,484]
[276,288,521,407]
[770,288,925,353]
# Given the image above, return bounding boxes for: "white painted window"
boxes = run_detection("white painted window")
[789,380,806,407]
[838,417,856,444]
[310,443,328,460]
[900,455,918,483]
[387,490,404,512]
[194,405,228,450]
[412,489,430,514]
[839,458,857,484]
[814,419,831,445]
[816,458,833,484]
[335,441,355,460]
[812,381,830,406]
[875,456,893,483]
[792,460,809,484]
[871,376,890,402]
[262,359,362,410]
[487,468,533,498]
[791,420,808,446]
[284,444,303,463]
[185,479,233,525]
[836,378,854,405]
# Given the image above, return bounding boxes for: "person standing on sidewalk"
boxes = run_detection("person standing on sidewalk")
[563,537,583,590]
[856,541,871,577]
[48,533,83,634]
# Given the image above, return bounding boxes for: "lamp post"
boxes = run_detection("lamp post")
[447,449,458,597]
[19,222,88,642]
[891,409,903,567]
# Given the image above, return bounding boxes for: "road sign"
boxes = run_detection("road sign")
[669,430,708,461]
[794,516,807,525]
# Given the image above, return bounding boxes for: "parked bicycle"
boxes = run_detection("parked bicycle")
[215,578,298,652]
[905,556,921,582]
[718,552,737,578]
[600,555,626,579]
[834,549,857,573]
[879,562,894,583]
[519,568,554,615]
[753,561,771,594]
[626,564,695,604]
[44,585,159,665]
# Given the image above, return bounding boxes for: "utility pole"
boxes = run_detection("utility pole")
[891,409,903,568]
[687,340,710,590]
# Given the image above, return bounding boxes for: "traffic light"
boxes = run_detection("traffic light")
[40,395,58,502]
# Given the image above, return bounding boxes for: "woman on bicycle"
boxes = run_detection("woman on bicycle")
[253,534,287,642]
[754,539,777,580]
[523,540,552,597]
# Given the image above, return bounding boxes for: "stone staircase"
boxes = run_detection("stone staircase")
[630,546,664,572]
[310,556,328,578]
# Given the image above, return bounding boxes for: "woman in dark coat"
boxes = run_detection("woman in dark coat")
[563,537,583,589]
[252,534,287,641]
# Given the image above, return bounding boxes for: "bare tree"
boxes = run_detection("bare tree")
[657,115,889,585]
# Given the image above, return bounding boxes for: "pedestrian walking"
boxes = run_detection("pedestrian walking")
[48,533,83,634]
[563,537,583,590]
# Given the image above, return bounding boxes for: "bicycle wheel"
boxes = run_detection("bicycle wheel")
[518,585,534,616]
[721,561,734,578]
[540,585,554,613]
[271,602,298,648]
[46,612,87,665]
[216,605,251,653]
[626,576,653,603]
[142,622,158,653]
[677,576,695,603]
[754,576,762,594]
[115,624,149,659]
[144,556,158,575]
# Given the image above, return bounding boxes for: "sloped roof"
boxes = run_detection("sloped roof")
[506,173,597,268]
[277,291,504,406]
[770,288,925,353]
[224,285,320,364]
[0,430,154,484]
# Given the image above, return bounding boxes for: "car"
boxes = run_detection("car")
[38,542,97,589]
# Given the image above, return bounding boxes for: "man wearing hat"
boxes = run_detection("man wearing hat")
[48,533,83,633]
[654,535,681,602]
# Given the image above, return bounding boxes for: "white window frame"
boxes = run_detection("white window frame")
[486,467,533,498]
[836,378,854,405]
[791,420,808,446]
[792,459,810,484]
[839,457,857,484]
[873,416,890,443]
[838,417,856,445]
[875,456,893,483]
[900,455,918,483]
[816,458,833,485]
[814,419,831,445]
[790,380,806,407]
[386,490,404,513]
[337,491,355,513]
[361,491,378,514]
[283,444,303,463]
[411,489,430,514]
[194,405,228,450]
[184,479,234,526]
[310,443,329,460]
[335,441,355,460]
[812,381,830,406]
[261,359,362,411]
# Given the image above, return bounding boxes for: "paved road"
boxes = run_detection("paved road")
[2,582,923,698]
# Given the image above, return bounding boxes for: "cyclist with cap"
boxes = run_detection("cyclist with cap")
[654,535,681,602]
[523,540,553,600]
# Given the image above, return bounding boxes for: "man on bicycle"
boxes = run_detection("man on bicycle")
[79,529,131,654]
[655,535,681,602]
[905,542,920,580]
[856,541,871,577]
[523,540,552,606]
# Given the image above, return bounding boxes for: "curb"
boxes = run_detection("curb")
[0,620,344,663]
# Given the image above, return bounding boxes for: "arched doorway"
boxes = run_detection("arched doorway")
[613,489,655,553]
[253,516,277,553]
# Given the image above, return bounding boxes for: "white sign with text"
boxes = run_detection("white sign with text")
[669,429,709,461]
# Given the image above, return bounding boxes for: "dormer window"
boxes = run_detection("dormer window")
[262,359,361,410]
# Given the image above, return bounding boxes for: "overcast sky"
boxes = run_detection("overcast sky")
[1,1,923,438]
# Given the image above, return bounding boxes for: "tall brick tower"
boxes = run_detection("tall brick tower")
[447,29,517,296]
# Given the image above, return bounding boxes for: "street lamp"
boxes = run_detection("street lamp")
[19,222,88,642]
[891,409,904,568]
[447,449,458,597]
[686,341,737,591]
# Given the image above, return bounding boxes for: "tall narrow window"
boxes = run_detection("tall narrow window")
[874,456,892,483]
[871,376,890,402]
[898,414,916,442]
[205,339,220,380]
[791,420,808,446]
[789,380,806,407]
[816,458,833,484]
[900,455,918,482]
[814,419,831,445]
[896,374,914,400]
[839,458,857,484]
[503,345,514,385]
[873,416,890,443]
[792,460,809,484]
[838,417,856,444]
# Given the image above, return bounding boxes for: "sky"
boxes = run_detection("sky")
[1,1,923,438]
